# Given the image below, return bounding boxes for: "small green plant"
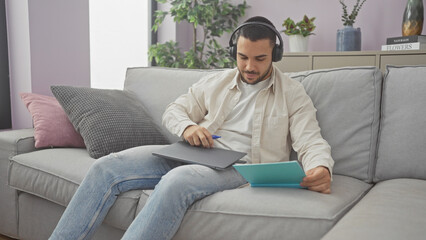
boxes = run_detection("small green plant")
[149,0,248,69]
[282,15,316,37]
[339,0,367,26]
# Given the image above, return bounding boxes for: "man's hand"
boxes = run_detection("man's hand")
[183,125,214,148]
[300,166,331,194]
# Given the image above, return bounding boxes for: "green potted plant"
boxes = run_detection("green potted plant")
[340,0,366,26]
[282,15,316,52]
[337,0,367,51]
[149,0,248,69]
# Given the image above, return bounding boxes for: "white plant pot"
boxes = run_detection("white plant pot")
[288,35,309,52]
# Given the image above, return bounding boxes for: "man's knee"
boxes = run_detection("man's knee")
[88,153,121,178]
[159,165,209,190]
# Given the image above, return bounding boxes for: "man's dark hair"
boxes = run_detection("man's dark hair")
[237,16,277,47]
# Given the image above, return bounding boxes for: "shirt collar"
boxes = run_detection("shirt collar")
[230,66,277,93]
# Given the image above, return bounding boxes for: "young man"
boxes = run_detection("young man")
[50,16,333,240]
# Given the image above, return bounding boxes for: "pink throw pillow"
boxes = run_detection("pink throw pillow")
[20,93,85,148]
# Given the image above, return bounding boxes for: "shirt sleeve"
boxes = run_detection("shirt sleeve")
[162,78,208,137]
[288,83,334,176]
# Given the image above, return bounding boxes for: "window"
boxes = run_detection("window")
[89,0,150,89]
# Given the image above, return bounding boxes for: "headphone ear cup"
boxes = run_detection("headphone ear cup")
[272,44,283,62]
[272,45,278,62]
[229,45,237,60]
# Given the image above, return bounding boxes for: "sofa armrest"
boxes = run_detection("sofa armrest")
[0,129,36,238]
[0,129,36,160]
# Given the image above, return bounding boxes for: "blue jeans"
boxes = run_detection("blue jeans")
[49,145,247,240]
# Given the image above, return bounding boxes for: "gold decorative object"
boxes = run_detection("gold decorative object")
[402,0,424,36]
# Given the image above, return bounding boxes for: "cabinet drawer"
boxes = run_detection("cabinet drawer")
[381,54,426,70]
[275,56,310,72]
[313,55,376,70]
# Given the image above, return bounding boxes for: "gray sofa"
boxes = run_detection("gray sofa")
[1,64,426,240]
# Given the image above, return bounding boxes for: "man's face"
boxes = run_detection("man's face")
[236,36,274,85]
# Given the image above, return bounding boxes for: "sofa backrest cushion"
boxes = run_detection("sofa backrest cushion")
[287,67,382,182]
[124,66,382,182]
[375,65,426,182]
[124,67,224,143]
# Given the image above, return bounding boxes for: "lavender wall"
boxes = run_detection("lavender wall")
[6,0,90,129]
[162,0,426,52]
[239,0,426,52]
[28,0,90,95]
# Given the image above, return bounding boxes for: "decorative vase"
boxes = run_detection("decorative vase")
[288,35,309,52]
[336,26,361,51]
[402,0,424,36]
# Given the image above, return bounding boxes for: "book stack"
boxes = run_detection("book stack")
[382,35,426,51]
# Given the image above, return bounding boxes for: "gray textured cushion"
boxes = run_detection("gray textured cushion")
[51,86,169,158]
[287,67,382,182]
[375,65,426,181]
[322,179,426,240]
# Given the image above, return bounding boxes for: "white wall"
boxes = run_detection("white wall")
[90,0,149,89]
[6,0,33,129]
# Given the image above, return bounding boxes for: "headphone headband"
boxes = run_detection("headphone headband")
[229,21,284,62]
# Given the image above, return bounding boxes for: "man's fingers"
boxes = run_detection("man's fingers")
[307,184,331,194]
[302,170,327,185]
[191,135,201,146]
[202,128,214,147]
[183,126,214,148]
[301,177,329,188]
[197,132,211,148]
[301,166,332,194]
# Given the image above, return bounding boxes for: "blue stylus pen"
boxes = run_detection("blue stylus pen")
[212,135,221,139]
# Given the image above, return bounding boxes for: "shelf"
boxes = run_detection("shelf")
[274,50,426,73]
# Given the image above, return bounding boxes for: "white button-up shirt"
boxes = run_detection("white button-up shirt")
[162,66,334,173]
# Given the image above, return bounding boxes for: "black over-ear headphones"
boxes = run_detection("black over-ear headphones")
[229,21,284,62]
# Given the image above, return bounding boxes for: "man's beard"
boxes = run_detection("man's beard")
[239,63,273,85]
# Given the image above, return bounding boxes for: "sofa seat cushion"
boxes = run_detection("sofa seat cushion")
[173,175,372,240]
[322,178,426,240]
[8,148,93,206]
[7,149,149,231]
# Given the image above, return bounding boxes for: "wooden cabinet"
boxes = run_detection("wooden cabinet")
[274,50,426,73]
